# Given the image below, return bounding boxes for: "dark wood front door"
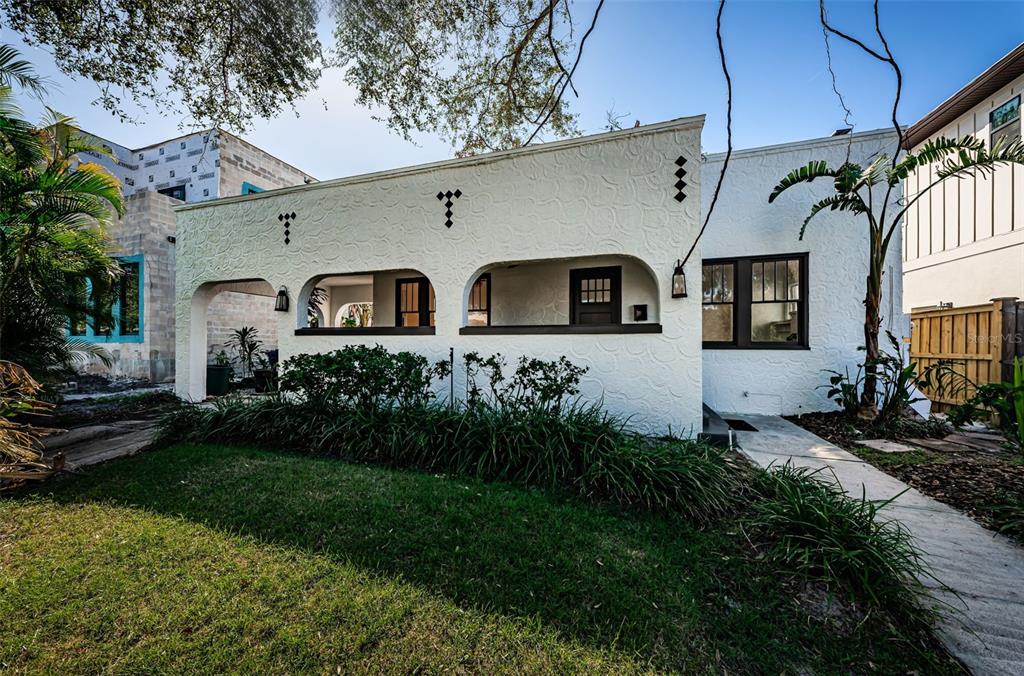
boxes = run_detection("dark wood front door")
[570,266,622,325]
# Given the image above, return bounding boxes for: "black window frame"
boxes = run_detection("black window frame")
[569,265,622,326]
[158,185,186,201]
[394,277,434,327]
[702,253,809,350]
[467,272,492,327]
[990,94,1021,149]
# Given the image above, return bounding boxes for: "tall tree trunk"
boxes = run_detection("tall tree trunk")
[860,228,885,417]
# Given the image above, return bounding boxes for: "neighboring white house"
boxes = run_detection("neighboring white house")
[702,128,905,415]
[175,117,705,432]
[902,42,1024,311]
[172,118,905,433]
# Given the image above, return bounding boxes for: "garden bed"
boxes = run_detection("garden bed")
[787,411,1024,541]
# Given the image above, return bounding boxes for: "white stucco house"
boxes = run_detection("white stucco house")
[173,117,905,435]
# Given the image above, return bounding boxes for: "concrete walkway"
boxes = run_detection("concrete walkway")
[728,413,1024,676]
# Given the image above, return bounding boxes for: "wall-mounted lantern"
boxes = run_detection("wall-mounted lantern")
[671,260,687,298]
[275,286,289,312]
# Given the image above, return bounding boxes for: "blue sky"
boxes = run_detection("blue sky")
[4,0,1023,179]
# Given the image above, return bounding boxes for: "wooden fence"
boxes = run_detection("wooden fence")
[910,297,1024,409]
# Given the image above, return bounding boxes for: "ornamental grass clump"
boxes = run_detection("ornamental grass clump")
[160,346,742,525]
[746,464,943,623]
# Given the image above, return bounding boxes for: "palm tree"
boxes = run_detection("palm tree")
[769,136,1024,416]
[0,45,125,364]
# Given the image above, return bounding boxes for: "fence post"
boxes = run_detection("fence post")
[992,297,1020,383]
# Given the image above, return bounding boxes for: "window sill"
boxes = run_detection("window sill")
[702,342,810,350]
[460,324,662,335]
[295,327,435,336]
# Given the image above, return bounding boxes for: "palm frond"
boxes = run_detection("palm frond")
[888,136,986,183]
[0,44,47,99]
[936,136,1024,180]
[768,161,839,203]
[64,337,113,369]
[799,194,868,240]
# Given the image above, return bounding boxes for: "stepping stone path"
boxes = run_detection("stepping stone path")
[725,413,1024,676]
[41,420,158,469]
[860,439,919,454]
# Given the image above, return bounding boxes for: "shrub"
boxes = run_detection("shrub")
[947,356,1024,452]
[278,345,450,410]
[746,464,940,622]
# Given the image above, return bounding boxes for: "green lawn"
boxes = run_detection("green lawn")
[1,444,956,673]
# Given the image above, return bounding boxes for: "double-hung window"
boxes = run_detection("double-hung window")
[702,254,807,348]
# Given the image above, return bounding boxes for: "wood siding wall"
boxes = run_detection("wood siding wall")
[903,77,1024,262]
[910,298,1023,408]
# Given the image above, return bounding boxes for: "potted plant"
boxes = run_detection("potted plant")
[225,326,262,386]
[206,350,233,396]
[252,351,277,393]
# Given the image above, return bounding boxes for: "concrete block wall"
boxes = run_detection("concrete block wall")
[206,290,279,364]
[217,132,315,197]
[82,191,179,381]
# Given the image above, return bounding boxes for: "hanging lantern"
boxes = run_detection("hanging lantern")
[671,260,687,298]
[274,286,289,312]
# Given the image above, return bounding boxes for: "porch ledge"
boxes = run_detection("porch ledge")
[459,324,662,335]
[295,327,435,336]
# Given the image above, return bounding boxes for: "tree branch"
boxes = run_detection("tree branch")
[679,0,732,267]
[523,0,604,146]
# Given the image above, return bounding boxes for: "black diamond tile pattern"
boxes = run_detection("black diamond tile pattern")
[436,189,462,228]
[279,212,295,245]
[673,156,687,201]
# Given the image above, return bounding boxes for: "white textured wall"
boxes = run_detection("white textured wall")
[175,118,705,433]
[484,256,659,325]
[701,129,906,415]
[903,72,1024,309]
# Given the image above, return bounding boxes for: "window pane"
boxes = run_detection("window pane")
[702,304,733,342]
[468,310,488,326]
[119,262,140,335]
[751,262,764,302]
[751,302,799,343]
[702,265,714,302]
[402,312,420,327]
[787,259,800,300]
[763,260,776,302]
[721,263,734,302]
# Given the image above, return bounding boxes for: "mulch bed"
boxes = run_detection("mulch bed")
[786,411,1024,541]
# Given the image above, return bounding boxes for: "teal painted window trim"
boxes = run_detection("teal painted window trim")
[241,181,264,195]
[67,254,145,344]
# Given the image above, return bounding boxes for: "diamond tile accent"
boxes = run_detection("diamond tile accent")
[436,188,462,228]
[672,156,687,202]
[279,212,296,245]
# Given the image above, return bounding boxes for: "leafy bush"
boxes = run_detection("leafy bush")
[464,352,587,412]
[278,345,450,410]
[747,464,940,621]
[822,331,955,431]
[947,356,1024,452]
